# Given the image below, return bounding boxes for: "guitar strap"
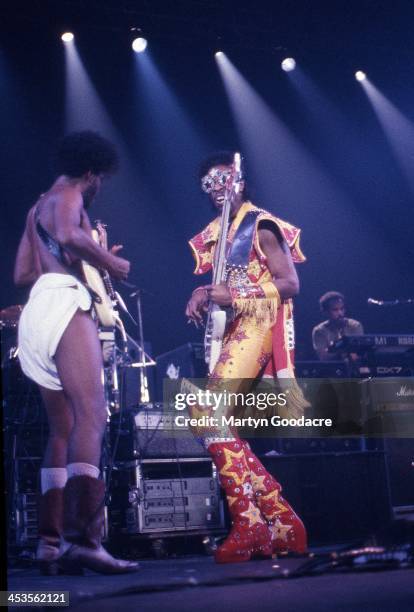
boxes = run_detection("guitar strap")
[34,205,67,266]
[226,210,260,280]
[35,205,101,304]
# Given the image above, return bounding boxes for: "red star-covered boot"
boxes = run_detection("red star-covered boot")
[207,439,273,563]
[242,441,307,555]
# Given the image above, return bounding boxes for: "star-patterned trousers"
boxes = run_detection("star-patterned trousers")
[189,314,308,558]
[211,314,273,380]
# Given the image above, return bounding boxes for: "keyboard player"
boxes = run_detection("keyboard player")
[312,291,364,361]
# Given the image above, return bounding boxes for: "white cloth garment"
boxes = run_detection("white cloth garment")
[67,462,100,479]
[40,467,67,493]
[18,273,92,390]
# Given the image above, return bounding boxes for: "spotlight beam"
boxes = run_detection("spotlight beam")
[213,51,395,281]
[359,77,414,194]
[63,39,148,208]
[133,51,211,228]
[215,52,344,214]
[64,41,117,133]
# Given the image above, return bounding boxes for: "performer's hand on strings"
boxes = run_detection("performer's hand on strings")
[185,286,208,326]
[106,244,130,280]
[110,244,123,255]
[204,283,232,307]
[107,253,130,280]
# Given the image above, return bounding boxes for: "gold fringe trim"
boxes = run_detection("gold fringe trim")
[232,281,281,326]
[232,297,277,326]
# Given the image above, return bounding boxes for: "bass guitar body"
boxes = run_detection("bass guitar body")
[81,223,117,328]
[205,304,227,373]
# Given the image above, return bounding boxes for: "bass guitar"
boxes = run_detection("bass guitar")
[204,153,242,373]
[81,220,125,334]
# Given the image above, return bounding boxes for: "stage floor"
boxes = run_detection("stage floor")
[7,553,414,611]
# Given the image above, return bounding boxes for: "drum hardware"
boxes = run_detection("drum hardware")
[0,304,23,328]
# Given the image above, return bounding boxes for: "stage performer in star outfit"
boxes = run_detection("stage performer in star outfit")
[14,131,139,575]
[185,151,308,564]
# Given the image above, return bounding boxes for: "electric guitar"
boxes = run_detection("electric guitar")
[204,153,242,373]
[81,220,123,330]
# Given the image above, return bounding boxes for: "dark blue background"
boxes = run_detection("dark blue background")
[2,1,414,358]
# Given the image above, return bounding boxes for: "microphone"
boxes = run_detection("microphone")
[367,297,413,306]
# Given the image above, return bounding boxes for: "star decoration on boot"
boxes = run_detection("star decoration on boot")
[261,489,289,514]
[220,448,248,486]
[250,473,268,493]
[240,502,264,526]
[242,482,253,496]
[270,519,292,543]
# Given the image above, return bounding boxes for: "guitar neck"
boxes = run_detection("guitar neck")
[212,196,231,285]
[204,153,242,370]
[94,220,116,299]
[211,152,241,285]
[102,271,116,300]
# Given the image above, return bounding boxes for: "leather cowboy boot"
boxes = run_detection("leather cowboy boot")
[208,439,272,563]
[242,441,307,555]
[59,475,139,574]
[36,488,63,575]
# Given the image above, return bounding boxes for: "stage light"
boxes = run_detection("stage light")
[61,32,74,43]
[281,58,296,72]
[132,37,148,53]
[215,51,223,58]
[355,71,366,82]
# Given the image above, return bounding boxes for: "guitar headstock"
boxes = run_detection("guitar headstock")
[224,152,243,197]
[94,219,108,250]
[233,152,241,174]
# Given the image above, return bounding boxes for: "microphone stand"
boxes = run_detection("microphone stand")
[128,287,156,404]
